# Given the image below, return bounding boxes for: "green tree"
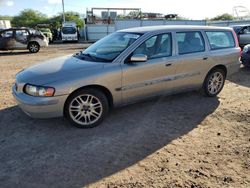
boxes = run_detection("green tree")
[0,15,12,20]
[50,11,84,28]
[210,13,234,21]
[11,9,48,27]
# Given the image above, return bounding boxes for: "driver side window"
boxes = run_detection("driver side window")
[133,33,172,60]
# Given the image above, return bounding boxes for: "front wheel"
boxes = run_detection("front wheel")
[65,89,109,128]
[28,42,40,53]
[203,69,226,97]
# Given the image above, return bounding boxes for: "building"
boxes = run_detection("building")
[0,20,11,29]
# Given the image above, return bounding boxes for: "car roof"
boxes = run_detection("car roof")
[118,25,233,34]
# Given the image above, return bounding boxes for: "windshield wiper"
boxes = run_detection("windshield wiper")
[80,53,111,62]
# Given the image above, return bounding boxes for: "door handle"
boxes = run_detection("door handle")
[165,63,172,67]
[203,57,208,60]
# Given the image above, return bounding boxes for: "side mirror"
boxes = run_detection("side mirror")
[130,54,147,62]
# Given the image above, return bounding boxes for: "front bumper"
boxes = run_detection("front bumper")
[62,36,78,41]
[12,85,68,118]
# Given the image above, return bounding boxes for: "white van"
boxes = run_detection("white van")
[61,22,78,42]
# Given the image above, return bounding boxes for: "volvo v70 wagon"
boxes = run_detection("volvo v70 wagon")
[12,26,241,128]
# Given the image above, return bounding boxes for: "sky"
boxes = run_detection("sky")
[0,0,250,19]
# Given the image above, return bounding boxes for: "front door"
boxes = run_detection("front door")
[0,30,14,50]
[121,33,177,103]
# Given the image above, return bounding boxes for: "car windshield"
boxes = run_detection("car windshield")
[62,27,76,34]
[79,32,141,62]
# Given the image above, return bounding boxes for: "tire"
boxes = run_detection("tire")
[28,42,40,53]
[203,68,226,97]
[64,88,109,128]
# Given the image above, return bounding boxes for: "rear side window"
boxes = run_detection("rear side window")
[205,31,235,50]
[176,31,205,54]
[15,30,29,36]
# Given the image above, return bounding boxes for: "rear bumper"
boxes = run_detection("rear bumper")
[226,61,241,76]
[40,40,49,47]
[12,85,68,118]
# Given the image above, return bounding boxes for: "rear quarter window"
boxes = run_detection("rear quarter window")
[205,31,235,50]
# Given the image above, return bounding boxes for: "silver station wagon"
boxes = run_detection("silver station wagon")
[12,26,241,128]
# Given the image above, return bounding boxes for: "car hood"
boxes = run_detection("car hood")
[16,55,105,85]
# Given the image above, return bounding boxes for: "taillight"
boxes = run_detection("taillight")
[232,30,241,60]
[232,30,239,47]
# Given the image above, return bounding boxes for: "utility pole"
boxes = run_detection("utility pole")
[62,0,65,23]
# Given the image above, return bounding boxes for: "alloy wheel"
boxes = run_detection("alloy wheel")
[69,94,103,126]
[207,71,224,95]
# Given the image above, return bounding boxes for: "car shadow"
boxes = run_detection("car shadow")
[228,66,250,88]
[0,92,220,188]
[0,51,31,56]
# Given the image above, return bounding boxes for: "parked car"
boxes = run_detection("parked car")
[39,28,53,43]
[12,25,241,128]
[241,44,250,67]
[231,25,250,48]
[0,28,48,53]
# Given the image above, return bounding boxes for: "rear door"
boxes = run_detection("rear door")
[121,33,177,103]
[14,29,29,49]
[0,30,14,50]
[171,31,211,90]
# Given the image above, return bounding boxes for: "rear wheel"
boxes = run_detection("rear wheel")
[203,69,226,97]
[28,42,40,53]
[65,89,109,128]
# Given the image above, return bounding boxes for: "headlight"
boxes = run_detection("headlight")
[24,84,55,97]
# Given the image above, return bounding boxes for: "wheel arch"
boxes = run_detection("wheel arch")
[63,84,114,116]
[27,41,40,49]
[206,64,227,78]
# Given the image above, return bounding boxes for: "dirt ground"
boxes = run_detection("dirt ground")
[0,43,249,188]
